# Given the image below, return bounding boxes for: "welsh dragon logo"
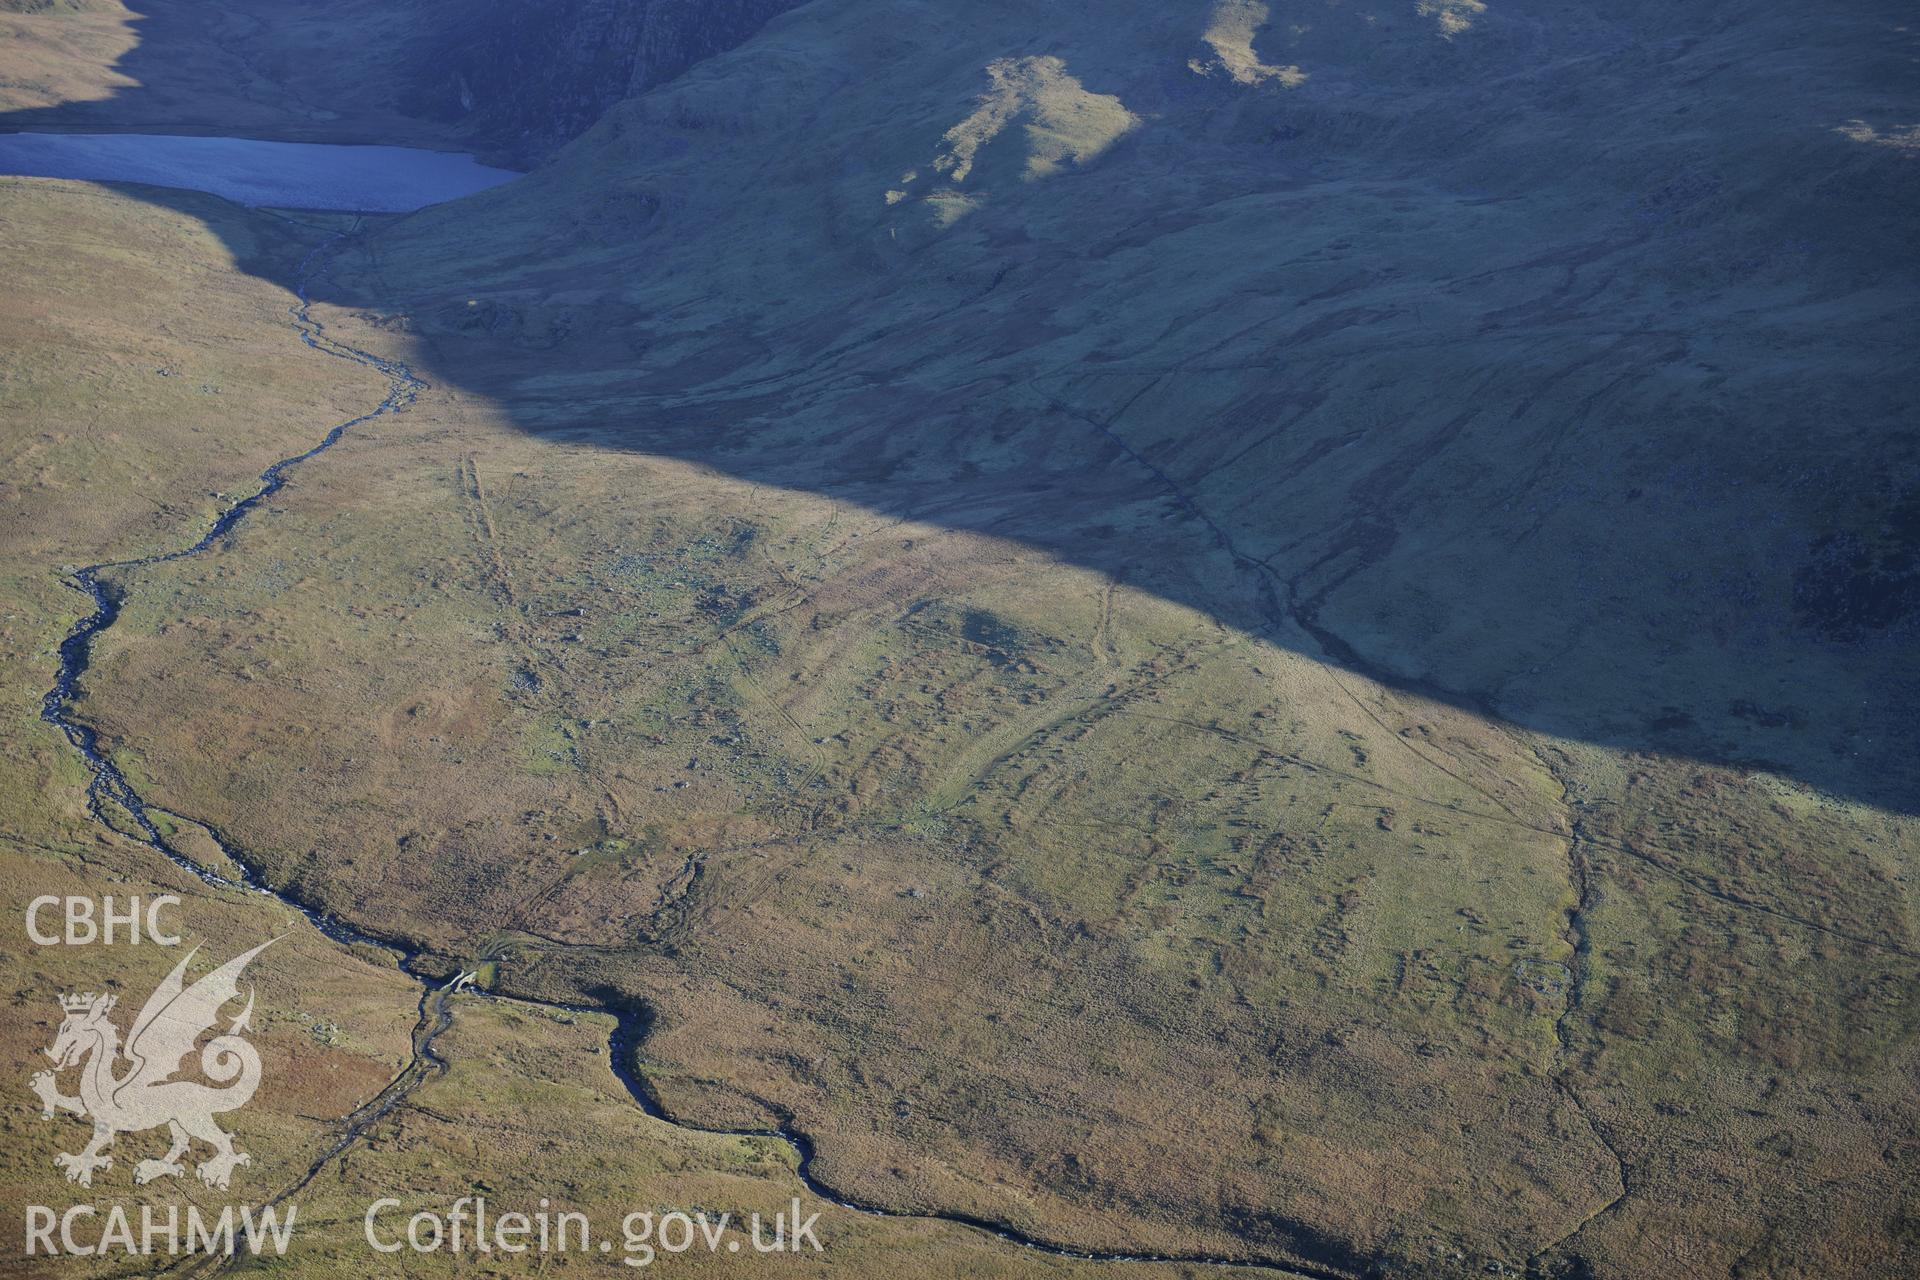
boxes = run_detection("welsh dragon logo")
[29,940,275,1190]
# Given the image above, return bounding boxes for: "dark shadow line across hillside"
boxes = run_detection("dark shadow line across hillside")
[6,10,1917,807]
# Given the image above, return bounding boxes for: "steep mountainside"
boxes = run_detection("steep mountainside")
[401,0,810,163]
[0,0,806,162]
[97,0,1900,1274]
[0,0,454,147]
[371,0,1920,806]
[3,1,1915,1278]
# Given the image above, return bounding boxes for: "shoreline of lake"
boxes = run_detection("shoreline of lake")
[0,131,520,212]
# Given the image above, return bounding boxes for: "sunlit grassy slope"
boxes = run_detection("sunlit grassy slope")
[336,1,1920,1272]
[0,181,423,1271]
[4,0,1917,1277]
[0,180,1276,1280]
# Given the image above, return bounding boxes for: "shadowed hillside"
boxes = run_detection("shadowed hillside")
[15,1,1911,809]
[398,0,811,164]
[361,0,1920,813]
[3,2,1917,1278]
[0,0,814,162]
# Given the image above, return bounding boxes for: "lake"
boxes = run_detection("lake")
[0,132,519,212]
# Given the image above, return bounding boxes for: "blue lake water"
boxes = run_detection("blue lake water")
[0,132,519,212]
